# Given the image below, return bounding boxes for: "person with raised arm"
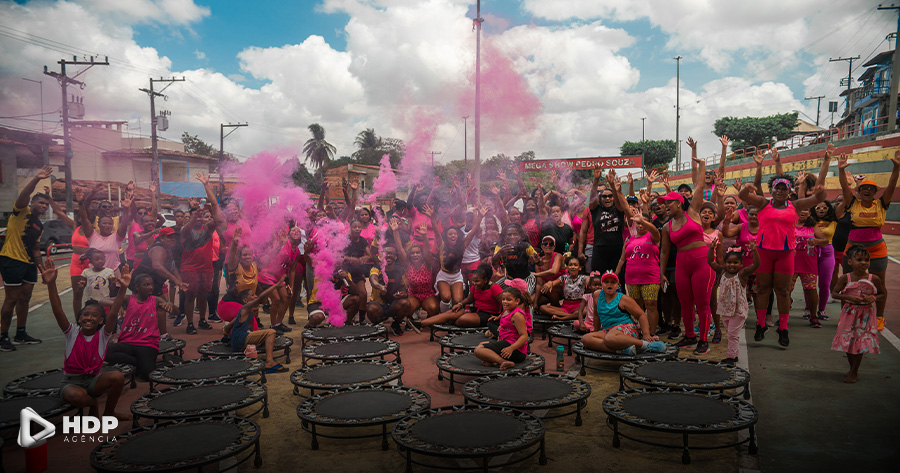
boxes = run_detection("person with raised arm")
[589,168,626,274]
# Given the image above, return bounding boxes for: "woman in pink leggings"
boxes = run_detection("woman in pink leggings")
[739,172,825,347]
[658,137,716,355]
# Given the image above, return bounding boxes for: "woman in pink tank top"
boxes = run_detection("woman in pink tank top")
[739,166,826,348]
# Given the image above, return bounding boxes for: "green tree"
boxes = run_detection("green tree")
[620,139,676,170]
[291,162,321,195]
[352,128,404,167]
[713,112,798,151]
[303,123,337,172]
[181,132,217,156]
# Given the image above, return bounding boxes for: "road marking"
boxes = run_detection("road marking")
[737,321,761,473]
[882,327,900,353]
[888,256,900,265]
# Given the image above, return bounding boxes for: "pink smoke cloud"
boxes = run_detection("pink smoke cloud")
[310,218,350,326]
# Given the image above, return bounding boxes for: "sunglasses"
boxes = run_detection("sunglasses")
[138,211,148,215]
[541,241,554,246]
[100,205,112,209]
[601,195,614,199]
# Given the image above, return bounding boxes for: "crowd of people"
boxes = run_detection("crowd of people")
[0,136,897,418]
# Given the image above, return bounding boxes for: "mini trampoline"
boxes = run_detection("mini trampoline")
[130,379,268,428]
[429,323,474,342]
[603,387,758,464]
[90,416,262,472]
[392,405,546,472]
[573,341,679,375]
[3,364,136,396]
[439,329,489,356]
[546,324,583,355]
[158,337,186,357]
[0,395,75,431]
[148,356,265,391]
[198,336,293,364]
[435,352,545,394]
[290,359,404,397]
[619,358,751,398]
[463,373,591,426]
[301,339,400,367]
[531,312,569,340]
[296,385,431,450]
[301,324,387,363]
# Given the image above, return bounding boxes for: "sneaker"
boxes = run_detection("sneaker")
[262,303,271,314]
[390,321,404,336]
[667,327,682,340]
[173,314,186,327]
[817,310,830,321]
[644,341,667,353]
[13,331,42,345]
[721,357,738,365]
[802,309,810,320]
[754,324,767,341]
[809,317,822,328]
[167,312,176,319]
[656,323,670,335]
[194,307,200,314]
[186,324,198,335]
[674,336,698,347]
[693,341,710,355]
[711,331,722,344]
[410,320,423,330]
[776,328,790,347]
[0,336,16,352]
[619,345,636,355]
[288,317,296,325]
[198,320,212,330]
[296,300,305,308]
[208,314,223,323]
[276,323,293,333]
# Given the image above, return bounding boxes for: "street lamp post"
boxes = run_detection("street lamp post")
[463,115,469,186]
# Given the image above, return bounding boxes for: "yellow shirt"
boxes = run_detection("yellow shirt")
[235,262,258,294]
[816,221,837,245]
[0,205,42,263]
[848,198,887,228]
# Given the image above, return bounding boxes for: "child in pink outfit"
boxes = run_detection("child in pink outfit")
[707,238,759,364]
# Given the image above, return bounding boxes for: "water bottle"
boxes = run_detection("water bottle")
[556,345,565,372]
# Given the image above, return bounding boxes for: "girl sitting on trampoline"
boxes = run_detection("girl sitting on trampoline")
[580,272,668,355]
[223,274,289,373]
[41,259,130,421]
[421,263,501,329]
[574,274,603,332]
[475,286,530,370]
[538,255,587,321]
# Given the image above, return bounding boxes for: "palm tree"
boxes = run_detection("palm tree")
[303,123,337,171]
[352,128,381,162]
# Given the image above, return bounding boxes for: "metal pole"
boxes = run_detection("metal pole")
[60,63,72,213]
[474,0,483,204]
[22,78,43,134]
[149,78,159,206]
[220,124,224,202]
[641,117,646,142]
[674,56,682,171]
[879,4,900,131]
[463,115,469,187]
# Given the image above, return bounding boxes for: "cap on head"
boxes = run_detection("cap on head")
[657,191,685,205]
[600,271,619,284]
[859,180,878,189]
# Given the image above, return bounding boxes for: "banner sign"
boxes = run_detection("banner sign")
[519,156,643,172]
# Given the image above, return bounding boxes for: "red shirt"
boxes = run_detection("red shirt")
[180,228,215,272]
[472,282,503,314]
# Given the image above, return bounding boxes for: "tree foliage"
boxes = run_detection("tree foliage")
[291,161,321,195]
[620,139,676,170]
[181,132,218,156]
[351,128,404,167]
[303,123,337,171]
[713,112,798,151]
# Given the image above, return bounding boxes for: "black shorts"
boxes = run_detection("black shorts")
[482,340,526,363]
[374,300,403,322]
[0,256,38,286]
[476,310,499,327]
[212,255,225,272]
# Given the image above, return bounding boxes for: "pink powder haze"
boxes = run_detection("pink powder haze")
[310,218,350,326]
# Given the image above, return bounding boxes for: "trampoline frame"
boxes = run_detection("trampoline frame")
[391,405,547,473]
[428,323,474,342]
[602,387,758,464]
[573,341,679,374]
[619,358,751,399]
[90,415,262,472]
[438,329,490,356]
[0,395,76,431]
[436,352,545,394]
[462,373,591,426]
[546,323,584,356]
[157,337,186,357]
[301,339,401,367]
[148,356,265,391]
[4,364,136,396]
[130,379,269,428]
[290,359,404,398]
[531,312,570,340]
[300,324,388,362]
[296,385,431,451]
[197,336,293,364]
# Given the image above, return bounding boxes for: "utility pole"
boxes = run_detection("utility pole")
[220,123,248,202]
[474,0,484,204]
[674,56,682,171]
[430,151,442,173]
[140,77,184,209]
[878,3,900,130]
[463,116,469,187]
[830,55,860,119]
[44,56,109,213]
[21,78,43,134]
[641,117,646,142]
[804,95,825,126]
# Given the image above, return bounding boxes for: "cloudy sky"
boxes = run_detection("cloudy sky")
[0,0,889,168]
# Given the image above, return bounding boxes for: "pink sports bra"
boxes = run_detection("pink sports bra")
[668,216,704,248]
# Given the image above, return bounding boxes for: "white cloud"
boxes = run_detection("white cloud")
[82,0,210,26]
[193,49,206,61]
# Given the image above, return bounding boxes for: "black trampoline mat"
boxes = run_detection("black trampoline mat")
[311,325,380,338]
[147,384,252,412]
[159,339,177,351]
[411,411,524,448]
[19,365,122,390]
[166,359,253,379]
[305,363,391,385]
[478,377,572,402]
[114,423,241,465]
[0,397,63,424]
[315,340,389,356]
[553,325,578,337]
[315,390,412,419]
[634,362,730,384]
[623,393,735,426]
[205,344,240,354]
[449,353,529,372]
[448,333,487,347]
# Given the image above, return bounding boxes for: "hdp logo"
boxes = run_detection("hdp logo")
[18,407,55,448]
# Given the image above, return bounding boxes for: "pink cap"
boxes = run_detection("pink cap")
[600,271,619,284]
[657,191,685,205]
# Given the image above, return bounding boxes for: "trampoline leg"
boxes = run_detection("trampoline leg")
[575,401,583,427]
[611,417,620,448]
[744,385,751,400]
[547,335,552,347]
[430,328,435,342]
[748,425,758,454]
[541,327,547,340]
[438,369,444,381]
[132,416,139,429]
[253,439,262,468]
[483,456,488,473]
[260,370,267,384]
[405,450,413,473]
[682,433,691,464]
[398,375,404,386]
[449,374,455,394]
[382,424,389,451]
[129,374,136,389]
[311,424,319,450]
[263,394,270,418]
[284,347,291,365]
[619,375,624,391]
[293,386,299,396]
[567,340,572,356]
[539,438,547,465]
